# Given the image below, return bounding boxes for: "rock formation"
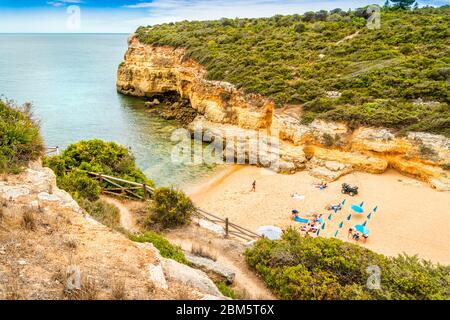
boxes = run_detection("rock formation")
[117,35,449,191]
[0,161,225,300]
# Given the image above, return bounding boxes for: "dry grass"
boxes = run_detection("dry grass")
[63,274,99,300]
[21,209,37,231]
[62,236,78,250]
[191,244,217,261]
[111,279,127,300]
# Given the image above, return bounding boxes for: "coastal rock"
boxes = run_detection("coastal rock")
[117,37,450,190]
[185,253,236,284]
[307,157,353,181]
[161,258,223,297]
[117,36,273,130]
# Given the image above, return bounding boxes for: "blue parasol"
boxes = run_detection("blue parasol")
[362,220,367,227]
[328,214,333,221]
[367,213,372,220]
[351,204,364,214]
[341,199,346,206]
[316,229,320,236]
[294,216,309,224]
[354,224,370,236]
[334,230,339,238]
[347,213,352,221]
[339,221,344,228]
[256,226,283,240]
[373,206,378,212]
[321,223,326,230]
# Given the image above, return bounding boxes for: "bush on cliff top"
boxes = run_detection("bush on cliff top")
[0,100,43,173]
[44,140,153,230]
[129,231,189,265]
[136,6,450,136]
[244,228,450,300]
[141,187,195,229]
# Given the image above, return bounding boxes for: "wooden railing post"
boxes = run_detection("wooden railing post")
[143,184,148,200]
[225,218,229,238]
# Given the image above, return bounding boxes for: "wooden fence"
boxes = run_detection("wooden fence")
[44,146,60,157]
[87,172,154,201]
[196,208,260,241]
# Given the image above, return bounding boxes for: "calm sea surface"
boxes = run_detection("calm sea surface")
[0,34,220,187]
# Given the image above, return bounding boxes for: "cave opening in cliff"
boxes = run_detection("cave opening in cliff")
[144,91,198,126]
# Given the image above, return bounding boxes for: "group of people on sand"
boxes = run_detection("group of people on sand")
[290,211,324,235]
[348,228,369,243]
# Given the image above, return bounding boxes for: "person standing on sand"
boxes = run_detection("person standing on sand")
[251,180,256,192]
[348,228,353,239]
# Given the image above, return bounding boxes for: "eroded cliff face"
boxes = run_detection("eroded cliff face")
[117,35,450,191]
[117,35,273,130]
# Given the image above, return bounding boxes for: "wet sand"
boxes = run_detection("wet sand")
[188,166,450,265]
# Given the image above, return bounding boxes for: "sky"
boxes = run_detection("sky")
[0,0,448,33]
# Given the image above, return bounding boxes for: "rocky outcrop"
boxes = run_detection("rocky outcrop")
[117,36,450,190]
[118,35,273,130]
[0,162,224,300]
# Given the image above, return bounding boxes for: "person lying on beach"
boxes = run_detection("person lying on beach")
[352,232,360,241]
[313,181,328,189]
[326,203,342,211]
[290,210,299,220]
[362,234,369,243]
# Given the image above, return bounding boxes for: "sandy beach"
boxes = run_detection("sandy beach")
[187,166,450,265]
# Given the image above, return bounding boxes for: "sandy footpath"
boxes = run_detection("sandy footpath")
[187,165,450,265]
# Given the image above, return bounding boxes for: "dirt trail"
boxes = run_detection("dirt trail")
[102,194,276,300]
[164,226,276,300]
[101,196,140,233]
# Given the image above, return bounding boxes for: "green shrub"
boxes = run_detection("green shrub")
[135,7,450,136]
[0,100,43,173]
[244,228,449,300]
[44,139,153,200]
[215,281,236,299]
[148,187,195,228]
[129,231,189,265]
[78,198,121,230]
[44,140,153,228]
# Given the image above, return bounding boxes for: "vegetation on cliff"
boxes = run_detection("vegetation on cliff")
[129,231,189,265]
[136,6,449,135]
[244,228,450,300]
[0,100,43,173]
[44,140,153,229]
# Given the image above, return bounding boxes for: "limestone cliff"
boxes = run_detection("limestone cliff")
[0,162,224,300]
[117,35,449,191]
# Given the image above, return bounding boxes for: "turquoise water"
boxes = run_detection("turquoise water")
[0,34,219,187]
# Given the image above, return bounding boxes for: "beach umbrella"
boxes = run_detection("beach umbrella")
[354,224,370,236]
[341,199,346,206]
[362,221,368,227]
[321,223,326,230]
[367,213,372,220]
[373,206,378,212]
[347,214,352,221]
[351,204,364,214]
[334,230,339,238]
[339,221,344,228]
[328,214,333,221]
[256,226,283,240]
[294,216,309,224]
[316,229,320,236]
[360,202,365,207]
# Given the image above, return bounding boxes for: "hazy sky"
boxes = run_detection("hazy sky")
[0,0,448,33]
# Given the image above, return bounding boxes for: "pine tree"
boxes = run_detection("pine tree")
[384,0,390,8]
[390,0,416,10]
